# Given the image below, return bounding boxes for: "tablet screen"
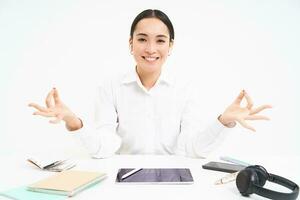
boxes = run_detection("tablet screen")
[115,168,194,184]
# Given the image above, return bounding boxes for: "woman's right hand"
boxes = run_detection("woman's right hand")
[28,88,83,131]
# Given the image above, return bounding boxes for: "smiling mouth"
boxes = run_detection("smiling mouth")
[142,56,159,62]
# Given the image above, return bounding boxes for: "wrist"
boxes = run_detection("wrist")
[218,115,236,128]
[64,114,83,131]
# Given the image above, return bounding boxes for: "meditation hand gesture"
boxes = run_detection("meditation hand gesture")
[219,90,272,131]
[29,88,82,131]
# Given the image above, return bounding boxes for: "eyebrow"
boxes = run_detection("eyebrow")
[136,33,168,38]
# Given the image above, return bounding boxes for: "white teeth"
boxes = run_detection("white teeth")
[144,57,157,61]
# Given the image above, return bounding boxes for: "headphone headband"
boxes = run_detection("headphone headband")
[254,173,299,200]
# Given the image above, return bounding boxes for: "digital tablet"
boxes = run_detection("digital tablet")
[115,168,194,184]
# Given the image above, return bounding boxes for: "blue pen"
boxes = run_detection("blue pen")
[220,156,251,167]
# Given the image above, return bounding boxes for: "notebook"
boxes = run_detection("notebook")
[27,170,107,197]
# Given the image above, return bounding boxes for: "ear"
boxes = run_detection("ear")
[168,39,174,55]
[129,37,133,52]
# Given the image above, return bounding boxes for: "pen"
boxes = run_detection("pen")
[43,161,61,169]
[121,168,143,180]
[215,171,239,185]
[220,156,251,167]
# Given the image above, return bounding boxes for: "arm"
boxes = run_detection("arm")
[29,86,121,158]
[79,84,121,158]
[175,90,225,157]
[176,89,271,158]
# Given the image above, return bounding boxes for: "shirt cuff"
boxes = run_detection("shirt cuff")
[211,118,227,136]
[71,123,121,159]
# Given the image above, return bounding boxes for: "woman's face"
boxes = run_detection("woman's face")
[130,18,173,74]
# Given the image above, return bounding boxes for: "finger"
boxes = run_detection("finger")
[244,91,254,109]
[237,118,256,132]
[28,103,48,112]
[233,90,245,104]
[45,89,55,108]
[245,115,270,120]
[49,114,63,124]
[53,88,61,104]
[250,105,272,115]
[33,111,56,118]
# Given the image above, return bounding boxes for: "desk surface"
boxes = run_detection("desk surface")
[0,154,299,200]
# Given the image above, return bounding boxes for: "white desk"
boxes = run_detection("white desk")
[0,154,299,200]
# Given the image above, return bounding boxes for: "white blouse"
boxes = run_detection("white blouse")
[75,68,227,158]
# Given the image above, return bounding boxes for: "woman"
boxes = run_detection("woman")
[29,9,271,158]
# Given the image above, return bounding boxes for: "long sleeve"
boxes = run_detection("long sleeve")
[175,88,228,158]
[74,84,121,158]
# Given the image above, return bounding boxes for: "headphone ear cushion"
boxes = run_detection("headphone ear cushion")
[236,168,259,196]
[252,165,269,186]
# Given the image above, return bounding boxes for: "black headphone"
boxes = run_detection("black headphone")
[236,165,299,200]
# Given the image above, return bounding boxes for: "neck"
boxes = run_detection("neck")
[136,66,161,90]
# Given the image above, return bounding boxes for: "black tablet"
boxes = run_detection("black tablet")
[115,168,194,184]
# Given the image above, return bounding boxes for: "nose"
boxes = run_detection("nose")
[145,41,156,54]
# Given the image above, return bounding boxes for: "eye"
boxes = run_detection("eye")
[157,39,166,43]
[137,38,146,42]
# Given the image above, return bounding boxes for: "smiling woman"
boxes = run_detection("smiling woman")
[129,10,174,90]
[130,17,173,89]
[29,9,271,158]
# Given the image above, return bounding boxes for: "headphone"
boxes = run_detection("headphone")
[236,165,299,200]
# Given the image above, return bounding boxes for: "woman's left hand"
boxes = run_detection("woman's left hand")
[218,90,272,131]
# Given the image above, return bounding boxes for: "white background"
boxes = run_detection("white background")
[1,0,299,157]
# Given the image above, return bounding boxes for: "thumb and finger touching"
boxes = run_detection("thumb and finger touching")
[232,90,271,131]
[29,88,66,124]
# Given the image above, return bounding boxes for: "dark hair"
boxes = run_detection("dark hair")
[130,9,174,42]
